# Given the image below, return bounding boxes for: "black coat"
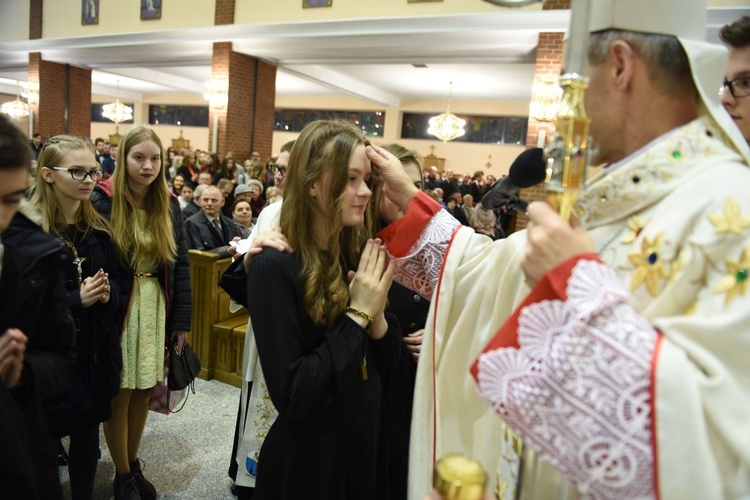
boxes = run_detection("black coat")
[90,179,192,334]
[45,229,125,435]
[1,209,77,499]
[381,283,430,500]
[247,249,401,500]
[184,210,245,258]
[181,199,201,221]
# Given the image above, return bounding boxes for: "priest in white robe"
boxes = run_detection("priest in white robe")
[367,0,750,497]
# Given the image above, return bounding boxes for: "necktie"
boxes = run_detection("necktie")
[212,218,221,236]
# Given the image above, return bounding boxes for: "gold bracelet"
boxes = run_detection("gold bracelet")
[346,306,374,326]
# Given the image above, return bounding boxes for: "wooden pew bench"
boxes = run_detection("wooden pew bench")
[188,249,247,385]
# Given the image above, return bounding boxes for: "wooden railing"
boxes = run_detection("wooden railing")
[188,250,247,384]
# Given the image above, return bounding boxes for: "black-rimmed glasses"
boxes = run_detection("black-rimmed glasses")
[51,167,104,182]
[721,77,750,98]
[268,164,287,177]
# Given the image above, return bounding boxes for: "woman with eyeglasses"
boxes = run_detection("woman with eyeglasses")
[32,135,125,500]
[90,126,192,500]
[242,120,400,499]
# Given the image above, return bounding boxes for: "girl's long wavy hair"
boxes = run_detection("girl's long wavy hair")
[31,135,110,237]
[279,120,371,326]
[110,126,176,265]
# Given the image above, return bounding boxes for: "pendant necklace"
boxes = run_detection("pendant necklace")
[60,228,86,285]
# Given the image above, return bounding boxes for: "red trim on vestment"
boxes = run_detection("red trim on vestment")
[377,191,443,257]
[430,225,462,470]
[649,333,663,500]
[470,253,602,381]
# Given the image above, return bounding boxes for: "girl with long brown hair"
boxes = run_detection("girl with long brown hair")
[246,120,400,499]
[90,126,192,500]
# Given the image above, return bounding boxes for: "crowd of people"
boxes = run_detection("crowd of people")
[1,4,749,500]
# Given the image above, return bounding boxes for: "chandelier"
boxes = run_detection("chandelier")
[0,81,30,120]
[102,80,133,129]
[203,79,228,109]
[529,77,562,122]
[428,82,466,143]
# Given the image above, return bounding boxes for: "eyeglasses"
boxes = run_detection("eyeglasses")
[269,164,287,177]
[721,77,750,98]
[51,167,104,182]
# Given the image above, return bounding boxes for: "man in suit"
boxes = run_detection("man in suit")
[181,184,205,221]
[184,185,244,257]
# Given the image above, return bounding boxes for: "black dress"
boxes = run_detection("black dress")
[247,248,401,500]
[381,283,430,500]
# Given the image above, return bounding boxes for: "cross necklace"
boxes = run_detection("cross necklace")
[60,228,86,285]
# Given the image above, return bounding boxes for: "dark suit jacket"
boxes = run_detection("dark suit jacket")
[184,210,244,258]
[181,199,201,221]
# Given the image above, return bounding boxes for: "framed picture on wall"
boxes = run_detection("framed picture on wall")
[141,0,162,20]
[303,0,332,8]
[81,0,99,25]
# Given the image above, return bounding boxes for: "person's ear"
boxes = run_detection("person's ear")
[40,167,54,184]
[610,40,636,90]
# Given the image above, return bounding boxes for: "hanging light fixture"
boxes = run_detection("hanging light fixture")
[21,81,39,106]
[529,77,562,122]
[101,80,133,132]
[428,82,466,143]
[1,81,30,120]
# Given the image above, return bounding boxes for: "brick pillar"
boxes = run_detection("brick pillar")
[215,0,235,25]
[29,0,43,39]
[514,0,569,232]
[29,53,92,140]
[209,42,276,161]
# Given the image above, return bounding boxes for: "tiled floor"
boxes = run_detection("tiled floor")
[59,378,241,499]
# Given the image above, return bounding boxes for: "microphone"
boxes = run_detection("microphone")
[480,147,546,213]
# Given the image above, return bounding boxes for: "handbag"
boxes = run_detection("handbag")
[168,338,202,391]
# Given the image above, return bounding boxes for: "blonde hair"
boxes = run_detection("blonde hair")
[279,120,370,326]
[110,126,176,265]
[31,135,110,237]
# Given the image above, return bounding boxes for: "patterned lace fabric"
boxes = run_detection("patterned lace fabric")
[477,259,658,499]
[389,210,460,300]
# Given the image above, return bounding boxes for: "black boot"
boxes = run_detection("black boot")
[130,458,157,500]
[114,472,141,500]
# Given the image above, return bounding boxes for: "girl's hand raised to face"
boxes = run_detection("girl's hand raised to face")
[347,239,395,339]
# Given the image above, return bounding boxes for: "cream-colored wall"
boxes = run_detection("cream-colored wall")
[43,0,216,39]
[87,91,527,175]
[236,0,538,24]
[91,92,211,150]
[21,0,747,41]
[0,0,30,42]
[40,0,541,40]
[274,95,529,177]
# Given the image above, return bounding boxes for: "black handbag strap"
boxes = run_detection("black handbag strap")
[169,379,196,413]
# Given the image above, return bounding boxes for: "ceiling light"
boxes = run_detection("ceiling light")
[428,82,466,143]
[0,81,30,120]
[21,81,39,106]
[101,80,133,131]
[529,77,562,122]
[204,79,228,109]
